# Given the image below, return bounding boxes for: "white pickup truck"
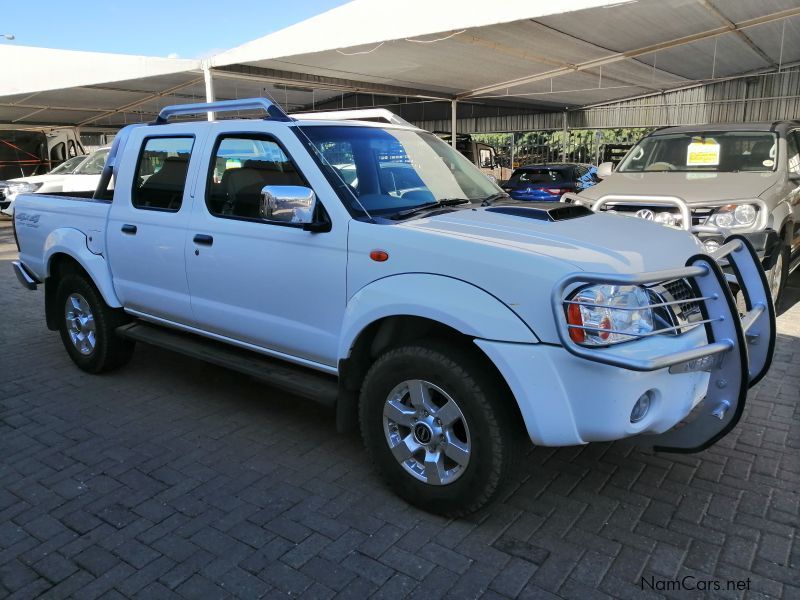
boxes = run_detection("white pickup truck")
[12,99,775,516]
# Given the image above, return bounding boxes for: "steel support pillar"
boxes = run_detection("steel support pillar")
[203,64,216,121]
[451,99,457,148]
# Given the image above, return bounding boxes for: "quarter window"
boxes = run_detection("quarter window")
[132,137,194,211]
[207,135,305,219]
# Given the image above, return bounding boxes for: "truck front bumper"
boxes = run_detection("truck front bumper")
[479,236,775,452]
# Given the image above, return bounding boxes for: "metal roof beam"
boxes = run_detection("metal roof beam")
[697,0,777,68]
[212,64,453,101]
[452,30,671,94]
[77,77,205,126]
[458,5,800,99]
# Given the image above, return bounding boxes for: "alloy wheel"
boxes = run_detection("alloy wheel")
[382,379,471,485]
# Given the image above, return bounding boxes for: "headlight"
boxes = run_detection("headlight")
[654,212,682,227]
[5,182,43,197]
[565,284,654,346]
[708,203,758,229]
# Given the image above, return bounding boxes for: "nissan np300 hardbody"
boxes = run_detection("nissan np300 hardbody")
[12,99,775,516]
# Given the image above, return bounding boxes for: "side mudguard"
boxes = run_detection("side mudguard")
[43,228,121,308]
[338,273,538,361]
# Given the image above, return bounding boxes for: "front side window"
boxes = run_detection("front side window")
[50,142,66,163]
[132,137,194,211]
[207,136,305,219]
[298,125,500,217]
[787,131,800,175]
[479,148,493,168]
[618,131,778,173]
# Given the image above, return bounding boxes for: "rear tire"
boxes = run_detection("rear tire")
[359,341,520,517]
[56,272,134,373]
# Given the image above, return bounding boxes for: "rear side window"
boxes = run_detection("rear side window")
[132,137,194,211]
[206,135,305,219]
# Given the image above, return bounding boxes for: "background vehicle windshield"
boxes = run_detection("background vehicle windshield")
[50,154,87,175]
[508,168,567,185]
[618,131,778,173]
[74,148,110,175]
[299,125,500,216]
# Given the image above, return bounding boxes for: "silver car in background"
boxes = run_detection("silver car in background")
[565,122,800,304]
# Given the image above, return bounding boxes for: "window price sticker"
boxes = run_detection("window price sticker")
[686,139,720,166]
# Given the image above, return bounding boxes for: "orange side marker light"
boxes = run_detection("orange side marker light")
[370,250,389,262]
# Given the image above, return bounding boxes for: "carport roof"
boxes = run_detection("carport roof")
[1,0,800,128]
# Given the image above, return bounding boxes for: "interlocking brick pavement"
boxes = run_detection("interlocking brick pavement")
[1,219,798,599]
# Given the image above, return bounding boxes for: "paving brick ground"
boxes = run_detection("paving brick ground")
[1,218,798,599]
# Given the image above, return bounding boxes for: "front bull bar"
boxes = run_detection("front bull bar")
[550,235,775,453]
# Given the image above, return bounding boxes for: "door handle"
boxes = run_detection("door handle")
[121,224,137,234]
[193,234,214,246]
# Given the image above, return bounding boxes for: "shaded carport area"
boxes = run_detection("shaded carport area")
[2,0,800,132]
[1,1,800,598]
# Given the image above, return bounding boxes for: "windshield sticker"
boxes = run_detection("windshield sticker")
[686,140,720,166]
[762,159,774,167]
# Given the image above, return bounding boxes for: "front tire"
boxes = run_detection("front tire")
[767,243,789,308]
[359,342,520,517]
[56,272,134,373]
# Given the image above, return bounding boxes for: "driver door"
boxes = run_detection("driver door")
[184,123,348,368]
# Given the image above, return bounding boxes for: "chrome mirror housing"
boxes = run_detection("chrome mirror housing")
[260,185,316,224]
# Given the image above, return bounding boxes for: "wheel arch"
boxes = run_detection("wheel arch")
[44,246,120,331]
[336,312,528,436]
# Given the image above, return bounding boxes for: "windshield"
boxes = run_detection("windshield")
[508,168,568,185]
[50,154,87,174]
[74,148,109,175]
[618,131,778,173]
[297,125,500,217]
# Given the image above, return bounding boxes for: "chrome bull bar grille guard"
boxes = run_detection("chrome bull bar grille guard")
[550,235,776,452]
[588,195,769,235]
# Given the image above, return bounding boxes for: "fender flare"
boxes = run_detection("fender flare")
[767,201,792,240]
[337,273,538,361]
[44,228,121,308]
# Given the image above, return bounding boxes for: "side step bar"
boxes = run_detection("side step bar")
[116,322,338,407]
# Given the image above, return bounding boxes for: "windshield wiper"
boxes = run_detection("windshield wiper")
[390,198,470,220]
[480,192,510,206]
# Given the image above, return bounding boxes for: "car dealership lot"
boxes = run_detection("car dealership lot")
[1,219,797,599]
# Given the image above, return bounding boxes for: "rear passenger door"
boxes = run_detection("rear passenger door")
[184,123,348,369]
[107,128,204,324]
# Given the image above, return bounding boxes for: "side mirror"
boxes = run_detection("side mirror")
[260,185,317,226]
[597,162,614,179]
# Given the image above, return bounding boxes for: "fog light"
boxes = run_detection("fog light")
[703,239,721,254]
[630,391,653,423]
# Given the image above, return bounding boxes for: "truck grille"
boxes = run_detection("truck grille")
[649,278,703,333]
